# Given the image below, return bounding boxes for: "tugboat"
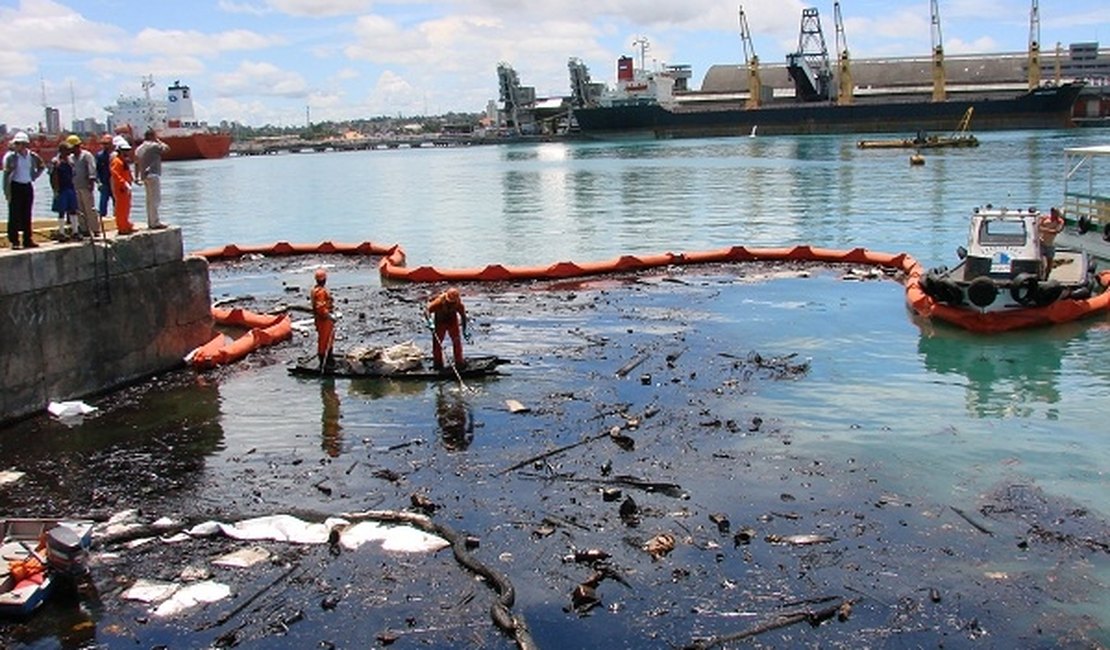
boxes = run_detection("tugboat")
[908,205,1110,332]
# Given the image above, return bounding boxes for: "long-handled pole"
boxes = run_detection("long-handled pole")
[433,326,471,393]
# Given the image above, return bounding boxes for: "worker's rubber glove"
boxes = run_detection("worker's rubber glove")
[463,328,473,344]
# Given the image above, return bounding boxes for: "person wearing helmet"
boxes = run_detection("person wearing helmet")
[68,134,99,238]
[3,131,46,249]
[425,287,469,370]
[311,267,336,368]
[110,138,135,235]
[95,134,115,218]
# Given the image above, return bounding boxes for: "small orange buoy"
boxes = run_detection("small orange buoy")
[910,153,925,166]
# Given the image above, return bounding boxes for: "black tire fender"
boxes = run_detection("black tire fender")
[1035,279,1064,306]
[967,276,998,308]
[1103,222,1110,243]
[937,278,963,305]
[1010,273,1039,306]
[1077,215,1091,234]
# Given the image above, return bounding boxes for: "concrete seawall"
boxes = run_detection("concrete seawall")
[0,228,213,424]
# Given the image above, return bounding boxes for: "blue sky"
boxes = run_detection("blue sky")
[1,0,1107,129]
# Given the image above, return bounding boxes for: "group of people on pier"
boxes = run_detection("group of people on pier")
[3,129,171,248]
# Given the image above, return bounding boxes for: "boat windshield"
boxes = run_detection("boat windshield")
[978,219,1027,246]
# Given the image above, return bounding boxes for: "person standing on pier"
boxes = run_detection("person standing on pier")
[110,137,135,235]
[48,142,78,240]
[134,129,170,229]
[3,132,45,249]
[425,287,469,370]
[70,135,99,238]
[312,267,336,368]
[95,134,115,219]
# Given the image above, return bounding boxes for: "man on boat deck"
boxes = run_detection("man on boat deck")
[311,267,335,368]
[426,287,469,370]
[1037,207,1065,279]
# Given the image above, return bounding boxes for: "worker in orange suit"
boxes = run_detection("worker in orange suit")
[109,136,135,234]
[311,267,336,368]
[425,287,469,370]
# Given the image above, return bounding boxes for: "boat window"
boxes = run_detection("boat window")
[978,219,1027,246]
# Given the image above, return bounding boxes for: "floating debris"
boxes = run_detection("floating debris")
[643,533,676,560]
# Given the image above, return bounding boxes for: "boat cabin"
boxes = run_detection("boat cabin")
[960,206,1041,280]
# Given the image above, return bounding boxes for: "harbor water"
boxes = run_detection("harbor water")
[6,130,1110,647]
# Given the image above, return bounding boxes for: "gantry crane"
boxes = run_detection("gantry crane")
[834,1,852,106]
[931,0,945,102]
[1027,0,1041,90]
[738,6,762,109]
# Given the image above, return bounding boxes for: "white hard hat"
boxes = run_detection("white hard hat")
[113,136,130,149]
[12,132,29,144]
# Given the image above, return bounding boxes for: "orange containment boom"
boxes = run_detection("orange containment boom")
[192,241,401,262]
[188,307,293,369]
[376,244,917,283]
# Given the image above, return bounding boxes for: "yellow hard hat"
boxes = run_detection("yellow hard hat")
[65,134,82,146]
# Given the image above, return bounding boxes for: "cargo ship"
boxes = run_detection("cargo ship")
[568,4,1097,140]
[105,77,232,161]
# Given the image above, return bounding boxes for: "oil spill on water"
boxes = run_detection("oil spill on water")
[0,257,1106,648]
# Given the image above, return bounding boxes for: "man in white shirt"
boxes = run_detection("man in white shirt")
[3,132,46,249]
[135,129,170,229]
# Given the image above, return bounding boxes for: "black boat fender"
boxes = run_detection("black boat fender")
[936,278,963,305]
[1103,222,1110,243]
[1077,215,1092,234]
[1034,279,1064,306]
[967,276,999,308]
[1010,273,1040,306]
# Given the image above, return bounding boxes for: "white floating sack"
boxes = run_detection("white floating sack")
[121,579,180,603]
[340,521,449,553]
[153,580,232,617]
[47,400,97,418]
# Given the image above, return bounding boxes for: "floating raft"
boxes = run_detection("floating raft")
[288,355,509,379]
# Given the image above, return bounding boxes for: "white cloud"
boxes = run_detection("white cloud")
[218,0,271,16]
[0,0,123,55]
[213,60,310,98]
[267,0,372,17]
[133,29,282,57]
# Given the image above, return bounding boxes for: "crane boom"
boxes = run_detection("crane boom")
[738,6,762,109]
[1028,0,1041,90]
[834,1,852,106]
[931,0,945,102]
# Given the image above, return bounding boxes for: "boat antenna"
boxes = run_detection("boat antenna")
[633,36,650,72]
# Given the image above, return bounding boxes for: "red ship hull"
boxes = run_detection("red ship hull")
[161,133,233,161]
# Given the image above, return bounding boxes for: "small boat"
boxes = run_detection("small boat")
[289,353,509,379]
[0,519,94,617]
[908,205,1110,332]
[859,108,979,149]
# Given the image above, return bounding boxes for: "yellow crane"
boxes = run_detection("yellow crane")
[1028,0,1041,90]
[834,1,852,106]
[739,5,762,109]
[931,0,945,102]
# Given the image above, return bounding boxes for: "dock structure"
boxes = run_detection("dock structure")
[0,228,212,423]
[230,133,556,156]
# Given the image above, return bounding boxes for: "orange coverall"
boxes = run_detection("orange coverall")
[427,291,467,368]
[110,154,134,234]
[311,284,334,360]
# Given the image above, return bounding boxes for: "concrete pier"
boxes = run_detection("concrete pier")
[0,228,213,424]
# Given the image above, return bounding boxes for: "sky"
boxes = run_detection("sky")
[1,0,1108,130]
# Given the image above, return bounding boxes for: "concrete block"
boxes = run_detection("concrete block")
[0,249,34,294]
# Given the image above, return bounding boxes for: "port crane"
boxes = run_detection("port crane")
[833,1,852,106]
[786,7,833,102]
[1027,0,1041,90]
[738,5,761,108]
[931,0,946,102]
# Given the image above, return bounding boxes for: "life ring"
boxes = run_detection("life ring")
[1034,279,1064,306]
[966,276,998,308]
[1010,273,1039,306]
[1077,215,1092,234]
